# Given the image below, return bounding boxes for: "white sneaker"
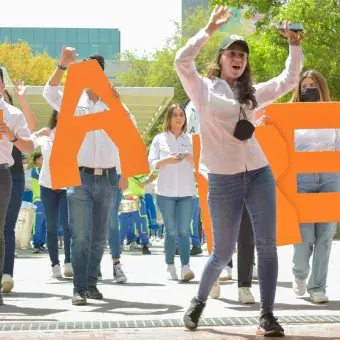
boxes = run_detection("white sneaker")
[238,287,255,304]
[293,277,306,296]
[252,264,258,280]
[113,263,128,283]
[180,265,195,282]
[63,263,73,277]
[129,242,141,251]
[310,292,329,303]
[167,264,178,281]
[1,274,14,293]
[220,266,232,281]
[209,281,220,299]
[52,264,62,278]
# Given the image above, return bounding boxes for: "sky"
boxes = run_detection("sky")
[0,0,182,55]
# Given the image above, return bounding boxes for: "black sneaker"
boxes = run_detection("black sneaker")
[33,247,40,254]
[190,246,203,256]
[183,297,206,330]
[86,286,103,300]
[39,245,48,252]
[0,290,3,306]
[141,245,151,255]
[257,313,285,337]
[72,288,87,306]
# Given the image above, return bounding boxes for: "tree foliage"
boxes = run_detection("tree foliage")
[0,41,62,85]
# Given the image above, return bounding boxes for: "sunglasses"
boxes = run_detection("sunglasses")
[224,50,248,60]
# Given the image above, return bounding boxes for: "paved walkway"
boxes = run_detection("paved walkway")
[0,241,340,338]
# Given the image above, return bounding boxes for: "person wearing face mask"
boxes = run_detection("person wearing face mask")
[175,6,303,336]
[291,70,339,304]
[148,104,196,282]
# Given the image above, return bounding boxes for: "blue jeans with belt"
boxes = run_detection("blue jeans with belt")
[293,173,340,295]
[67,169,118,290]
[197,166,278,317]
[4,172,24,277]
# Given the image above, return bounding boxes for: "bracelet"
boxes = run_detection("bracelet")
[57,63,67,71]
[10,134,18,143]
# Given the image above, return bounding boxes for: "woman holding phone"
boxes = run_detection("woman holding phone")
[148,104,196,282]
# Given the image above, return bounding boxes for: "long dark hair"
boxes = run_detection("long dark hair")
[207,50,258,110]
[48,109,58,129]
[4,89,13,105]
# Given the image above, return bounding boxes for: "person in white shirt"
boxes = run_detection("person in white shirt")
[0,78,34,305]
[43,47,128,306]
[30,109,73,279]
[175,6,303,336]
[149,104,196,283]
[291,70,339,304]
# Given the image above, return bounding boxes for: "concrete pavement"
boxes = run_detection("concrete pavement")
[0,240,339,338]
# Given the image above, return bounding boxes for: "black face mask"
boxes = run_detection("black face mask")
[301,87,320,102]
[233,107,255,141]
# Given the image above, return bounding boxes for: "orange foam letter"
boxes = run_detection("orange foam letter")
[49,60,149,189]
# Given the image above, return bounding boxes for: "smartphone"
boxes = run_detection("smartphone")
[177,153,185,161]
[276,23,304,32]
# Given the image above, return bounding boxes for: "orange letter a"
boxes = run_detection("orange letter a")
[49,60,149,190]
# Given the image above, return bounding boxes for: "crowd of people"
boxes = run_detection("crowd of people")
[0,5,339,338]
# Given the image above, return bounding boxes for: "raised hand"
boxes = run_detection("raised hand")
[59,46,78,68]
[205,5,233,36]
[275,21,302,45]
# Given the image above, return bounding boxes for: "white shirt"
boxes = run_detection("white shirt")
[31,129,59,189]
[43,85,136,173]
[0,96,31,166]
[295,129,340,152]
[23,166,32,190]
[185,100,200,134]
[175,29,303,175]
[148,132,196,197]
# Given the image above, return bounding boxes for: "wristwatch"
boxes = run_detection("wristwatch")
[57,63,67,70]
[10,134,18,143]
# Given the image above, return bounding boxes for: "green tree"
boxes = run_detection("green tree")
[211,0,340,100]
[0,41,63,85]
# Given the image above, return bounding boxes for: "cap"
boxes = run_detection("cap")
[219,35,249,54]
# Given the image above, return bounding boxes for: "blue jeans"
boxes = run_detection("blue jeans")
[4,172,24,277]
[190,197,201,247]
[67,170,118,290]
[32,200,47,248]
[157,195,195,266]
[197,166,277,316]
[108,186,123,259]
[41,186,71,265]
[293,173,340,295]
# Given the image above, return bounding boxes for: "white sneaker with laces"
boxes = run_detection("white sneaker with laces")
[238,287,255,304]
[293,277,306,296]
[181,265,195,282]
[113,263,128,283]
[209,280,220,299]
[167,264,178,281]
[310,292,328,303]
[63,263,73,277]
[220,266,232,281]
[52,264,62,278]
[1,274,14,293]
